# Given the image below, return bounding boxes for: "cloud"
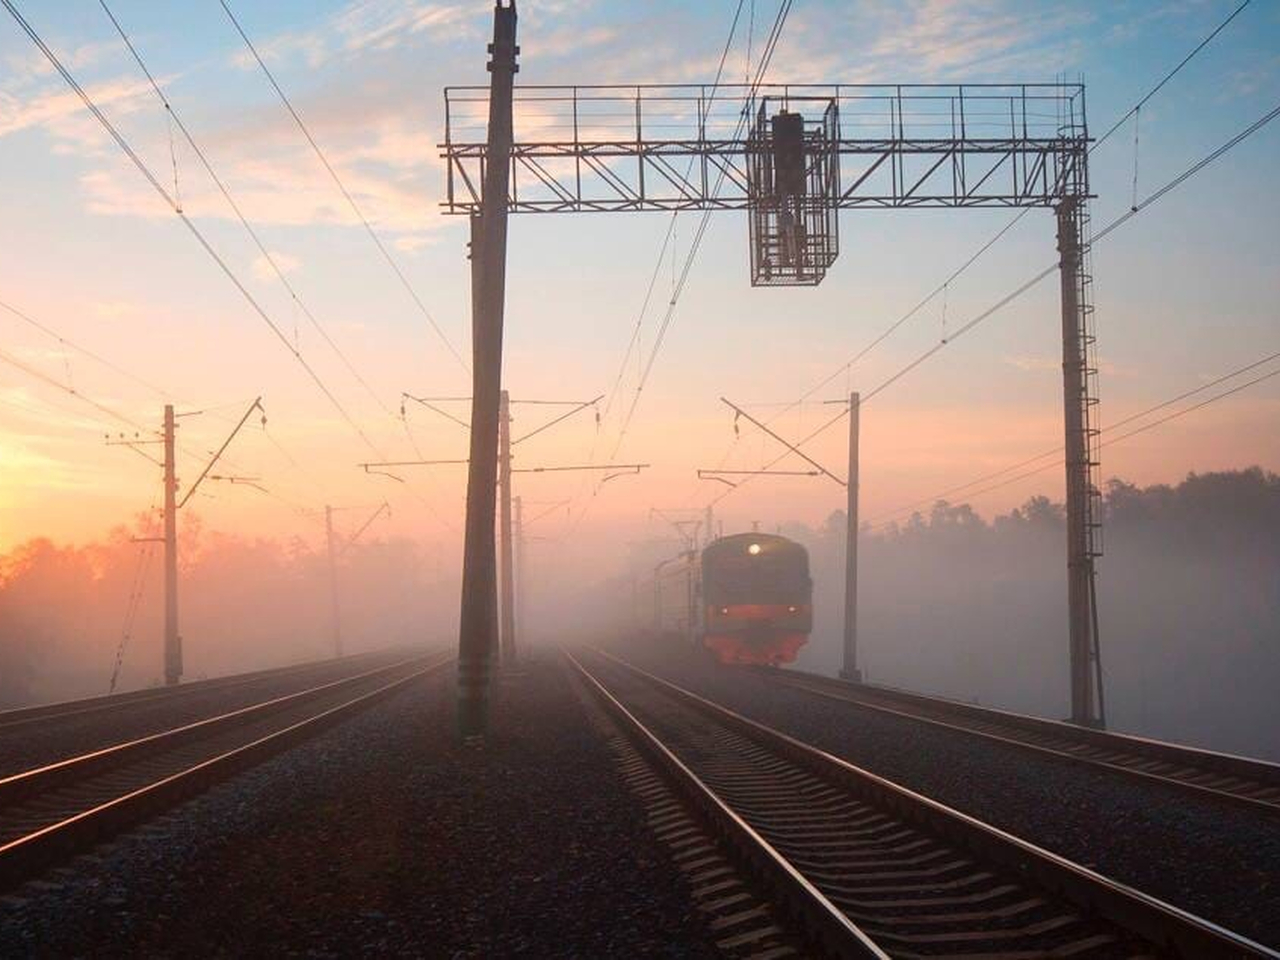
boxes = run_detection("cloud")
[252,251,301,281]
[0,74,157,140]
[228,0,482,73]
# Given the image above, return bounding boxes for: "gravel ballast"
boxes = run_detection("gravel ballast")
[604,638,1280,950]
[0,649,719,957]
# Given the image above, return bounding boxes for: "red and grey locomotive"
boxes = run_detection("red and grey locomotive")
[637,533,812,665]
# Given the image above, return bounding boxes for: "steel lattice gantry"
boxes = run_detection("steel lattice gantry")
[442,83,1088,211]
[444,74,1105,727]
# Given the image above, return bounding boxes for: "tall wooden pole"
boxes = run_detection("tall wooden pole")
[840,392,861,681]
[456,1,517,739]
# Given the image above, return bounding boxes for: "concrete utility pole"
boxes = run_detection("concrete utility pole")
[325,505,341,658]
[704,505,714,548]
[841,392,861,682]
[112,399,263,687]
[162,404,181,686]
[456,0,517,739]
[1056,198,1104,727]
[498,389,516,664]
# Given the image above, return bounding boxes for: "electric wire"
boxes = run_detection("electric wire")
[708,97,1280,505]
[726,0,1258,471]
[865,358,1280,532]
[865,347,1280,527]
[2,0,382,460]
[573,0,793,528]
[216,0,468,375]
[96,0,390,458]
[109,478,163,692]
[0,344,146,431]
[0,296,174,400]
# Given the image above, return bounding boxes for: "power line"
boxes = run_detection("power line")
[0,296,174,399]
[216,0,468,375]
[608,0,793,464]
[2,0,383,459]
[96,0,389,458]
[758,0,1256,435]
[568,0,795,540]
[0,344,146,431]
[562,0,758,532]
[1091,0,1251,154]
[867,362,1280,532]
[866,346,1280,526]
[710,96,1280,504]
[597,0,746,426]
[0,294,334,515]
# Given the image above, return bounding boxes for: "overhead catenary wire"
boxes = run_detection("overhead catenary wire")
[564,0,793,537]
[0,343,146,432]
[0,295,337,517]
[96,0,392,458]
[1,296,175,400]
[865,346,1280,527]
[709,97,1280,505]
[609,0,793,462]
[2,0,384,460]
[746,0,1256,438]
[216,0,468,376]
[864,358,1280,532]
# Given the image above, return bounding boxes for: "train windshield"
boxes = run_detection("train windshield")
[704,551,810,605]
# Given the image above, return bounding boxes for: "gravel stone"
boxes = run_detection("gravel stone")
[0,649,720,957]
[607,638,1280,950]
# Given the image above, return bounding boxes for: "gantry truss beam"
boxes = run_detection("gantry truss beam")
[442,83,1089,214]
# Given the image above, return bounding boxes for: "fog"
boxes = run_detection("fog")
[773,468,1279,761]
[0,512,458,707]
[556,468,1278,761]
[3,468,1276,761]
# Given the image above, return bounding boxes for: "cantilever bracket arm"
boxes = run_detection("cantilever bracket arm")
[402,393,470,429]
[720,397,846,487]
[338,502,392,557]
[178,397,265,508]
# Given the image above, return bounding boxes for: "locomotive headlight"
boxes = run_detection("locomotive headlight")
[747,543,762,555]
[788,605,797,613]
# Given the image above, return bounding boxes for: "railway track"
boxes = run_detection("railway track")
[0,653,450,892]
[761,667,1280,819]
[573,648,1276,959]
[0,648,406,734]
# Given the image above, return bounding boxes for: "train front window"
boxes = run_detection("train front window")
[705,554,809,606]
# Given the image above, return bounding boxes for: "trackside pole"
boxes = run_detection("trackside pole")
[1056,199,1103,727]
[456,1,518,739]
[840,392,861,682]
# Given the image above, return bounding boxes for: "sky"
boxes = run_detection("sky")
[0,0,1277,571]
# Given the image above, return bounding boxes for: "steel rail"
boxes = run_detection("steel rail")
[565,649,883,959]
[763,667,1280,819]
[585,648,1277,959]
[0,648,407,732]
[0,654,451,891]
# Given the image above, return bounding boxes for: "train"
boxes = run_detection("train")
[635,533,813,665]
